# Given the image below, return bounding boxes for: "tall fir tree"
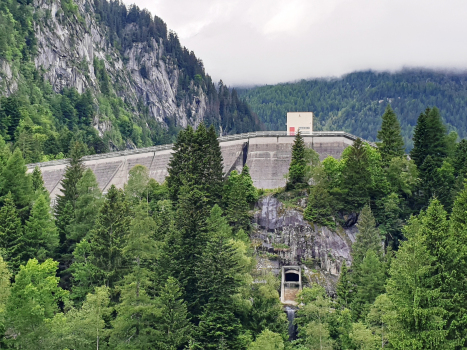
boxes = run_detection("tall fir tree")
[55,141,86,263]
[68,168,103,244]
[0,192,24,272]
[155,277,192,349]
[287,131,307,189]
[31,166,48,200]
[376,105,405,164]
[88,185,130,290]
[167,125,224,206]
[223,170,251,233]
[0,148,32,211]
[453,139,467,177]
[336,262,351,309]
[351,205,382,267]
[341,138,371,212]
[350,250,385,320]
[23,194,59,262]
[411,107,447,170]
[194,236,245,349]
[241,165,258,204]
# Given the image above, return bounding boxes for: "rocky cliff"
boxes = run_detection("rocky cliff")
[0,0,261,153]
[253,194,357,293]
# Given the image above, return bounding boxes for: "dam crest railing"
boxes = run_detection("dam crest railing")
[27,131,373,169]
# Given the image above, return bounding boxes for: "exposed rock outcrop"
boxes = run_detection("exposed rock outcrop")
[253,195,357,293]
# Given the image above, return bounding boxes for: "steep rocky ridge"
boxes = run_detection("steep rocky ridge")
[253,194,357,293]
[0,0,261,154]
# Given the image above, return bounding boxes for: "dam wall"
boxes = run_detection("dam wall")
[27,131,363,200]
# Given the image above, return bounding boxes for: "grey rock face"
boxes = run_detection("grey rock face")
[253,195,357,292]
[4,0,208,137]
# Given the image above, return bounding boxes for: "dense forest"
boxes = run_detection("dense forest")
[0,0,261,164]
[0,102,467,348]
[239,70,467,149]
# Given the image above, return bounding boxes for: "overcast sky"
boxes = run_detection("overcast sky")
[122,0,467,86]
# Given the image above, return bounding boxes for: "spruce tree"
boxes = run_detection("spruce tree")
[287,131,307,189]
[155,277,192,349]
[453,139,467,177]
[194,237,244,349]
[341,138,371,212]
[350,250,385,320]
[68,168,103,243]
[55,141,86,261]
[23,194,59,262]
[0,192,24,272]
[31,166,48,200]
[411,107,447,170]
[410,108,430,169]
[223,170,251,233]
[352,205,382,267]
[336,262,351,309]
[304,183,335,228]
[376,105,405,164]
[0,256,10,349]
[0,148,33,211]
[241,165,258,204]
[88,185,130,289]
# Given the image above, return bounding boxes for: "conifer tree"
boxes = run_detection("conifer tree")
[241,165,258,204]
[155,277,192,349]
[287,131,307,189]
[0,256,10,349]
[377,105,405,164]
[453,139,467,177]
[341,138,371,212]
[351,205,382,267]
[55,141,86,261]
[204,124,225,205]
[23,194,59,262]
[304,183,335,228]
[31,166,48,200]
[68,168,103,244]
[0,148,32,211]
[336,262,351,309]
[350,250,385,320]
[223,170,251,233]
[110,274,158,349]
[206,204,233,239]
[0,192,24,271]
[194,236,244,348]
[411,107,447,170]
[88,185,130,289]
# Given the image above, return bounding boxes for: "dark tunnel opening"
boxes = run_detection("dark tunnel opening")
[285,273,299,282]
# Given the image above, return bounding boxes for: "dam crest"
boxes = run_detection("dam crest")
[27,131,369,200]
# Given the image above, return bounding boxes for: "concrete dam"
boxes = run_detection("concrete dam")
[27,131,362,200]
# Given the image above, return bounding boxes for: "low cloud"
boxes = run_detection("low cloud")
[125,0,467,86]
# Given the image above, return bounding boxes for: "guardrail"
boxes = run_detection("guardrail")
[27,131,374,169]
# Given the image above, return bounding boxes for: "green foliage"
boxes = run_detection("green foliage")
[239,70,467,148]
[0,256,10,348]
[6,259,68,349]
[376,104,405,164]
[248,329,284,350]
[23,193,58,262]
[223,170,251,232]
[287,132,307,189]
[0,192,24,271]
[0,148,32,210]
[352,205,382,266]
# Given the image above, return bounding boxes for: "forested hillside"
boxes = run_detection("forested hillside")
[0,0,261,163]
[239,70,467,149]
[0,102,467,348]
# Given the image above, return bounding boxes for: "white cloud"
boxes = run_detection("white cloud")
[123,0,467,85]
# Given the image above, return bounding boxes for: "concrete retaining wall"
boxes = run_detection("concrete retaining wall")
[28,131,363,199]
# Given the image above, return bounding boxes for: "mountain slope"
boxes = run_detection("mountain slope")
[238,70,467,149]
[0,0,262,162]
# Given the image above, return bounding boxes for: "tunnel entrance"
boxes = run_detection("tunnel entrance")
[285,272,300,282]
[281,266,302,305]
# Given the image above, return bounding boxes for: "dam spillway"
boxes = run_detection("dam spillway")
[27,131,364,200]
